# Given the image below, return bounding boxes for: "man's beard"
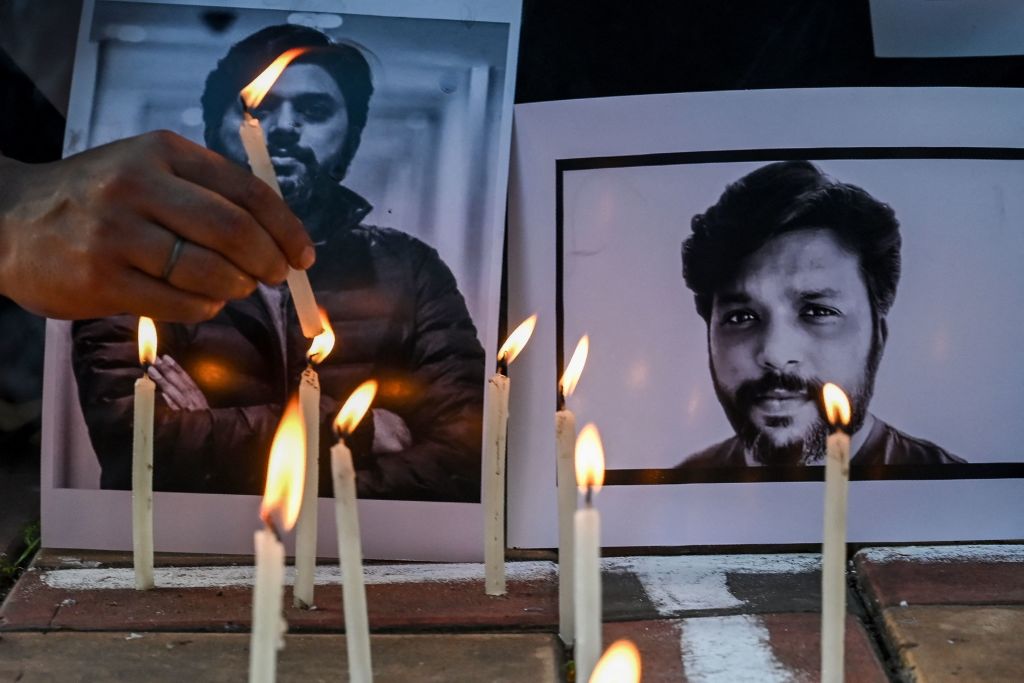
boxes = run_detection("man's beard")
[270,142,324,216]
[710,334,882,466]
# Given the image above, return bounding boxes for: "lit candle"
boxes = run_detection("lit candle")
[132,316,157,591]
[483,314,537,596]
[239,48,322,339]
[331,380,378,683]
[556,335,589,645]
[574,423,604,683]
[821,382,852,683]
[250,397,305,683]
[590,639,641,683]
[293,311,335,609]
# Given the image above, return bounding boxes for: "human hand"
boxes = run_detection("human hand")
[148,354,210,411]
[371,408,413,453]
[0,130,315,322]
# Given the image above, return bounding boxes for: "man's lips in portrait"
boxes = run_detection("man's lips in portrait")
[753,388,808,414]
[270,145,317,177]
[737,372,823,418]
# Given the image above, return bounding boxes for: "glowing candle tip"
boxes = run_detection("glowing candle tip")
[260,396,306,532]
[137,316,157,366]
[575,423,605,494]
[240,47,311,110]
[559,334,589,399]
[590,639,641,683]
[334,380,378,437]
[822,382,852,428]
[497,314,538,369]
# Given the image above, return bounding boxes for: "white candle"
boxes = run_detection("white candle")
[332,439,372,682]
[555,408,576,644]
[238,111,322,340]
[331,380,378,683]
[556,335,588,645]
[293,366,320,609]
[132,372,155,590]
[250,525,286,683]
[821,383,852,683]
[293,315,334,608]
[483,372,510,596]
[249,397,306,683]
[482,315,537,597]
[574,424,605,683]
[132,316,156,591]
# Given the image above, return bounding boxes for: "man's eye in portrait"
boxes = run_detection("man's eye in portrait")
[253,94,339,123]
[800,304,841,321]
[294,95,338,122]
[721,309,759,327]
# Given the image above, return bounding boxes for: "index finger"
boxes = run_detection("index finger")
[161,135,316,270]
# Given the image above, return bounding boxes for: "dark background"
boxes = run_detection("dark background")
[2,0,1023,461]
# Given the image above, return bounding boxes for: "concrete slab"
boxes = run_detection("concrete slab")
[0,631,562,682]
[603,613,888,682]
[855,545,1024,608]
[602,554,856,620]
[3,552,845,633]
[1,563,559,632]
[881,605,1024,683]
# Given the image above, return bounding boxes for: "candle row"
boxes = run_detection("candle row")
[483,316,855,682]
[250,381,378,683]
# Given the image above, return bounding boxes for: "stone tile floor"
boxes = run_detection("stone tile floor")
[2,545,1020,681]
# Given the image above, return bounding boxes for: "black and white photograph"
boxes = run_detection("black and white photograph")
[562,155,1022,476]
[42,0,521,559]
[508,88,1024,549]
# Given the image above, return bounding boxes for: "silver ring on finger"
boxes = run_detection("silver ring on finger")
[161,237,186,281]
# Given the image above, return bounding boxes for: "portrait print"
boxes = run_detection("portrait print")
[509,89,1024,550]
[43,0,521,559]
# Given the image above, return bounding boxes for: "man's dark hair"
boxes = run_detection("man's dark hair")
[201,24,373,180]
[682,161,902,322]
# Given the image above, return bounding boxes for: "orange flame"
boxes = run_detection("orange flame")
[260,396,306,531]
[138,316,157,365]
[575,423,605,493]
[240,47,310,110]
[590,639,642,683]
[559,335,589,398]
[334,380,378,437]
[822,382,852,428]
[307,309,335,365]
[497,314,537,366]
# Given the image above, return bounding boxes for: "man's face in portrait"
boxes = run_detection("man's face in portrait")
[216,63,349,212]
[708,228,878,464]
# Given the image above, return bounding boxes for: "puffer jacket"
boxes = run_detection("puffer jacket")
[71,187,485,502]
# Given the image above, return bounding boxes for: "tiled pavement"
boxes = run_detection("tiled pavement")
[3,545,1020,681]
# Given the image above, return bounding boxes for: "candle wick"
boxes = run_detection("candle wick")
[585,484,593,506]
[496,353,508,377]
[556,389,565,412]
[261,512,282,543]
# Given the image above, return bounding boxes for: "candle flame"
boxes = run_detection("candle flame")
[575,423,605,493]
[138,316,157,365]
[822,382,852,428]
[334,380,378,437]
[307,309,335,365]
[497,314,537,366]
[240,47,310,110]
[590,639,642,683]
[260,396,306,531]
[559,334,589,398]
